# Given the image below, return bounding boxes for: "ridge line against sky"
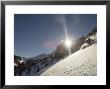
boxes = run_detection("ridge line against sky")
[14,14,97,58]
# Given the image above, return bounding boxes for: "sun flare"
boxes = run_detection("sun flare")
[65,39,72,48]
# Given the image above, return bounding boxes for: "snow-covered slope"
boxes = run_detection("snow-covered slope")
[41,44,97,76]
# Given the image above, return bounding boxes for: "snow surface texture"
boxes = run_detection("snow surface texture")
[41,44,97,76]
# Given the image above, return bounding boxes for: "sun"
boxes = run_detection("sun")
[65,39,72,48]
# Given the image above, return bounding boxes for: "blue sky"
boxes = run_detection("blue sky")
[14,14,97,58]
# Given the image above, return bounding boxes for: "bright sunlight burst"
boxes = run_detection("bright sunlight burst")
[65,39,72,48]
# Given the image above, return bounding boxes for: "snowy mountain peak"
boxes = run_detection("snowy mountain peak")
[28,53,49,60]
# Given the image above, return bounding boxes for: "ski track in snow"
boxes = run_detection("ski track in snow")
[40,44,97,76]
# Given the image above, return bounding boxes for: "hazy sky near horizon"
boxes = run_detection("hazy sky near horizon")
[14,14,97,58]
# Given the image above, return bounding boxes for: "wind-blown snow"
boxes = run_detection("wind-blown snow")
[41,44,97,76]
